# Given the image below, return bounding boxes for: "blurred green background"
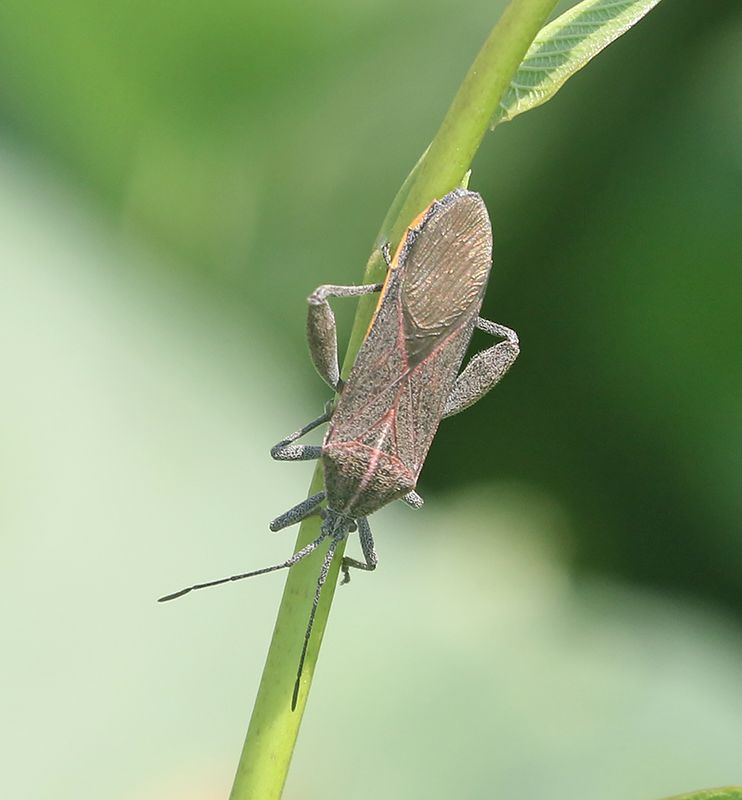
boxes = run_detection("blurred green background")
[2,1,742,798]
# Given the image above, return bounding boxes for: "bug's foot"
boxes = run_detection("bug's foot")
[381,241,392,267]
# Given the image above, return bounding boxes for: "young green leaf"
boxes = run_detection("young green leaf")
[492,0,663,127]
[661,789,742,800]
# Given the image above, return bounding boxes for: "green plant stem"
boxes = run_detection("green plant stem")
[228,1,558,798]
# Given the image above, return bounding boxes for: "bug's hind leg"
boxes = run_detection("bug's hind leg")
[341,517,378,585]
[271,407,332,462]
[443,318,520,418]
[307,282,382,391]
[269,491,327,532]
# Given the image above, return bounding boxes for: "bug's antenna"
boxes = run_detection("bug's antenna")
[291,534,343,711]
[158,530,329,602]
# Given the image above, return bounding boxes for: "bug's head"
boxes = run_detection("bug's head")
[320,506,357,539]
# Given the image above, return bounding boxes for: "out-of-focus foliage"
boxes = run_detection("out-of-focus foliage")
[2,0,741,798]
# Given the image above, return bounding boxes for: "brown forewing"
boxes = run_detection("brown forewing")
[325,190,492,486]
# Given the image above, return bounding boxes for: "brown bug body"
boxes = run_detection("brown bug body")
[322,190,493,518]
[160,188,519,709]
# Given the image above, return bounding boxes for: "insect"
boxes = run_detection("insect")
[160,188,519,709]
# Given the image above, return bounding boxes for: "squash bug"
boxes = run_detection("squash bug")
[160,188,519,709]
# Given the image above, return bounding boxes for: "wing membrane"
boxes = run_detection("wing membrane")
[327,190,492,481]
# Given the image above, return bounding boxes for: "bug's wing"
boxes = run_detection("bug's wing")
[401,190,492,367]
[327,190,492,478]
[395,191,493,475]
[322,278,416,516]
[326,271,408,451]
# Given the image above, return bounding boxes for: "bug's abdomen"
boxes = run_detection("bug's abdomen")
[321,442,414,518]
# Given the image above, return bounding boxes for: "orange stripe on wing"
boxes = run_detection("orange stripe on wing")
[364,200,436,338]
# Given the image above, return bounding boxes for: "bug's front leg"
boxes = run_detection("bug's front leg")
[307,282,382,391]
[270,407,332,462]
[341,517,377,585]
[269,491,327,532]
[443,318,520,418]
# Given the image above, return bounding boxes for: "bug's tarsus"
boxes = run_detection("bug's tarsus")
[270,444,322,462]
[291,532,345,711]
[270,409,331,462]
[340,517,377,586]
[157,529,329,603]
[401,490,424,509]
[381,241,392,267]
[269,491,326,532]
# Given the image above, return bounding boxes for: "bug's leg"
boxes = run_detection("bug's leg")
[307,282,383,391]
[158,528,329,602]
[443,318,520,418]
[401,490,424,509]
[270,408,331,462]
[341,517,378,585]
[380,241,392,267]
[269,491,326,532]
